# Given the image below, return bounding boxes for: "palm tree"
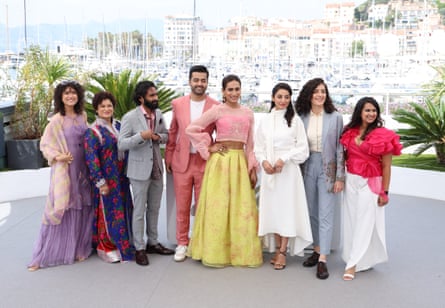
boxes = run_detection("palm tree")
[393,99,445,164]
[11,45,73,139]
[423,66,445,104]
[7,45,74,169]
[85,69,178,122]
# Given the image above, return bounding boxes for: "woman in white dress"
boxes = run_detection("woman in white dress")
[256,82,312,270]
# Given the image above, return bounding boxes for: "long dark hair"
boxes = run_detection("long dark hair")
[342,96,383,140]
[295,78,336,115]
[270,82,295,127]
[53,80,85,116]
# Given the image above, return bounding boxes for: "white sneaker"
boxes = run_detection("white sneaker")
[174,245,188,262]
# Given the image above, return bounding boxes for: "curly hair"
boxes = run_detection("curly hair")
[295,78,336,115]
[53,80,85,115]
[270,82,295,127]
[92,91,117,110]
[342,96,383,140]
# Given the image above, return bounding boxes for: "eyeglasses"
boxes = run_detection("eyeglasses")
[58,80,81,87]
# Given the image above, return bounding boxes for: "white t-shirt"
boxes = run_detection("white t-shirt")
[189,99,206,153]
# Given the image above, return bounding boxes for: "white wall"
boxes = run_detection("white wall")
[0,166,443,203]
[390,167,445,201]
[0,167,50,203]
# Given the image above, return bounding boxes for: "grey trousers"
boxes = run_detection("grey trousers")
[129,177,164,250]
[303,153,338,255]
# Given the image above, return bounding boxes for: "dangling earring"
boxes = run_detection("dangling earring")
[222,96,226,103]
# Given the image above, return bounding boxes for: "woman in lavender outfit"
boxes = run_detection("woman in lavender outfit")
[28,81,93,271]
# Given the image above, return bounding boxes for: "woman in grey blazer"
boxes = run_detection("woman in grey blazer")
[295,78,345,280]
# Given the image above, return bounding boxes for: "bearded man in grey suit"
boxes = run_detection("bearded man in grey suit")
[118,80,174,266]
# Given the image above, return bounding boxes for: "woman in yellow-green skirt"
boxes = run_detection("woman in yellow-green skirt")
[185,74,262,267]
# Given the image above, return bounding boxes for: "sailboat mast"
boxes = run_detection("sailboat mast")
[5,4,10,52]
[192,0,196,64]
[23,0,28,48]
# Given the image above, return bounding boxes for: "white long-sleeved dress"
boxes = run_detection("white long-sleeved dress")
[255,109,313,256]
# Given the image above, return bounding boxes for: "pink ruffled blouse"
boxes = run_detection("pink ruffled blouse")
[340,127,402,178]
[185,103,258,171]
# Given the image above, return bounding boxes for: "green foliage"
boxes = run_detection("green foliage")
[422,66,445,104]
[354,4,368,22]
[436,0,445,24]
[384,8,396,28]
[392,154,445,172]
[354,0,401,25]
[394,62,445,164]
[350,40,364,57]
[11,45,73,139]
[393,99,445,164]
[85,69,179,122]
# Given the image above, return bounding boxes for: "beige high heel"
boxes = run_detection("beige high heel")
[270,246,280,265]
[274,251,286,270]
[28,266,39,272]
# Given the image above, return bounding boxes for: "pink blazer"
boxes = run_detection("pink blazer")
[165,94,219,173]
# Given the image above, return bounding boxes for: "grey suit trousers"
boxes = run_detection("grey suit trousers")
[303,152,338,255]
[130,177,164,250]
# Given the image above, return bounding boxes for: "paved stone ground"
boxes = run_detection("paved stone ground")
[0,194,444,308]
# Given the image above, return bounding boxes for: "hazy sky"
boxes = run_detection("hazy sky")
[1,0,364,28]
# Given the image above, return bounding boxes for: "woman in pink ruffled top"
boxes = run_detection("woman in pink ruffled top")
[340,97,402,281]
[185,74,262,267]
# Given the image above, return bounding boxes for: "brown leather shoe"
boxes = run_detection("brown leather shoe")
[146,243,174,255]
[135,250,149,266]
[316,261,329,279]
[303,251,320,267]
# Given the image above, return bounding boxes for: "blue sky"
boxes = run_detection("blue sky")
[1,0,364,28]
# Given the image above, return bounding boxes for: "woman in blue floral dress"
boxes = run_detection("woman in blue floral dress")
[84,91,134,262]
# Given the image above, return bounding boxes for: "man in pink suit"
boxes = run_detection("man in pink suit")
[165,65,219,262]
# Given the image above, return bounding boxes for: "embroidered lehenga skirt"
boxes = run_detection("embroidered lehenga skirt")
[188,149,263,267]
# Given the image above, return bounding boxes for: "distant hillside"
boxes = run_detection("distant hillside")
[0,19,163,53]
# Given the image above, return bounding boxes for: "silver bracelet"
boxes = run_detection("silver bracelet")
[95,178,106,188]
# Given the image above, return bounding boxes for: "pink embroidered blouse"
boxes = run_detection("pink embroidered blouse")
[185,104,258,171]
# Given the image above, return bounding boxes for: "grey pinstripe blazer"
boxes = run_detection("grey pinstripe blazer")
[300,111,345,192]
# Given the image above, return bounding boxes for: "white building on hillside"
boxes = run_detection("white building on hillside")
[324,2,355,26]
[193,2,444,67]
[368,4,389,22]
[163,15,204,63]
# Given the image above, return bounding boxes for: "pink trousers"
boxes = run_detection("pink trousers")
[172,154,205,245]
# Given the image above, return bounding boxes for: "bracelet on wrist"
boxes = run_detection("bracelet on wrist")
[96,178,106,188]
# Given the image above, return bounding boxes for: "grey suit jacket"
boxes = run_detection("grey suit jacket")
[118,106,168,181]
[300,111,345,192]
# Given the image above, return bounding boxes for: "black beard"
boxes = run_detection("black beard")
[143,99,158,110]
